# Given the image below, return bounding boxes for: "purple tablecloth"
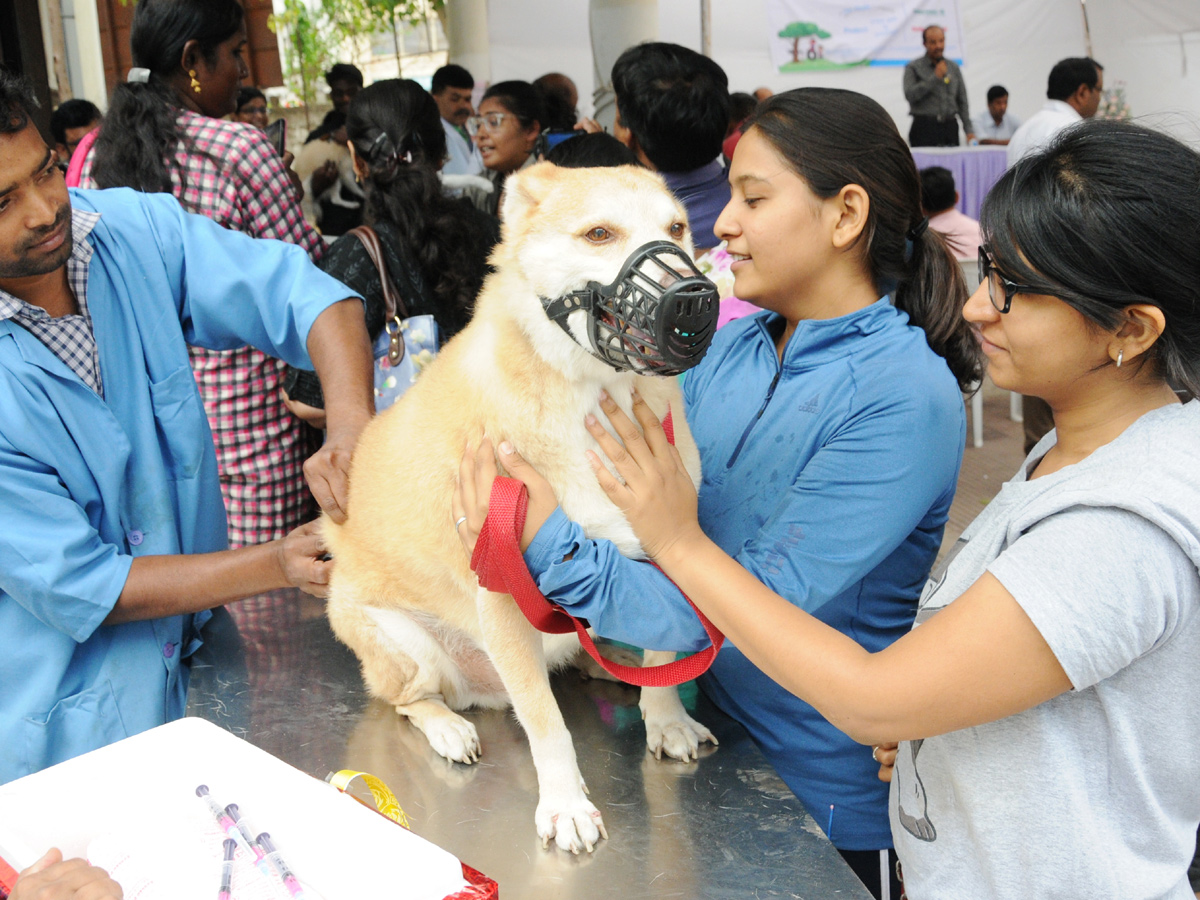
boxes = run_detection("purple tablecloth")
[911,146,1008,220]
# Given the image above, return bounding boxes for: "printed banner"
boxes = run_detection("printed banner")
[764,1,964,73]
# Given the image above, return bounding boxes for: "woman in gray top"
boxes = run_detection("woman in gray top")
[465,119,1200,898]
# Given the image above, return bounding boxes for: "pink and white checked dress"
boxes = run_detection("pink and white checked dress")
[80,110,327,548]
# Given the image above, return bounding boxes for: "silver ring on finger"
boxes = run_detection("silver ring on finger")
[872,746,880,763]
[454,516,468,531]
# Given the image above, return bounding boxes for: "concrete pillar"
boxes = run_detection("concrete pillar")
[38,0,72,100]
[446,0,490,84]
[67,0,108,110]
[588,0,657,130]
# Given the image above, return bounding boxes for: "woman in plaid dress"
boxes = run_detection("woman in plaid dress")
[80,0,324,551]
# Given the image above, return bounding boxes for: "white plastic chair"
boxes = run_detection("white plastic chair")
[957,257,1020,446]
[958,258,985,447]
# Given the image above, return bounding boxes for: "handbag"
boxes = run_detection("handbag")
[347,225,439,412]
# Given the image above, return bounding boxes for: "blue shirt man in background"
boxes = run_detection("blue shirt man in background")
[0,71,374,787]
[610,42,732,251]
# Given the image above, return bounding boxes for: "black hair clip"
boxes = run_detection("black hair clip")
[368,130,396,164]
[906,217,930,241]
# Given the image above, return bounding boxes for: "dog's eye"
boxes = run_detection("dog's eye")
[669,222,686,240]
[584,227,611,243]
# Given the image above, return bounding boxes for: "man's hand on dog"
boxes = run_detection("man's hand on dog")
[586,389,705,563]
[454,436,558,556]
[277,520,333,598]
[304,412,370,524]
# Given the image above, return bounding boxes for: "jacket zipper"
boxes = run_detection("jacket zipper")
[727,369,781,468]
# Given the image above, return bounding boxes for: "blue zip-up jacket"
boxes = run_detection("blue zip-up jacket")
[524,299,966,849]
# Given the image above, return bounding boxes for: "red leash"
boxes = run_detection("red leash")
[468,412,724,687]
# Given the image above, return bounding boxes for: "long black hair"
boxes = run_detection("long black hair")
[744,88,982,390]
[347,79,492,328]
[981,119,1200,396]
[91,0,243,193]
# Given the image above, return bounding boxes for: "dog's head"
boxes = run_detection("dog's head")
[494,162,717,379]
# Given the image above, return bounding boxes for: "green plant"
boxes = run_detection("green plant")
[268,0,445,125]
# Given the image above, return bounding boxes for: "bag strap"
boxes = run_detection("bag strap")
[348,225,409,365]
[468,409,725,687]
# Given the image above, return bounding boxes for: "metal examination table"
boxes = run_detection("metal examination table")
[187,595,873,899]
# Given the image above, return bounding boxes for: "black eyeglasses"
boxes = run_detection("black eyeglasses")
[978,245,1042,314]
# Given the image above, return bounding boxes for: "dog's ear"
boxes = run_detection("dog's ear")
[500,161,561,224]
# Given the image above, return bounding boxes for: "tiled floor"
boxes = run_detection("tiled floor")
[940,380,1028,557]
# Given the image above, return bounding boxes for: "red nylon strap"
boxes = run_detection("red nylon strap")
[469,410,723,687]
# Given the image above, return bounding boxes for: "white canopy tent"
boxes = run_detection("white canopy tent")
[482,0,1200,141]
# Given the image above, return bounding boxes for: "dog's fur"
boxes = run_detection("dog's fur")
[291,139,364,229]
[325,162,716,853]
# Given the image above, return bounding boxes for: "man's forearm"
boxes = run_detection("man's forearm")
[105,542,287,624]
[306,298,374,438]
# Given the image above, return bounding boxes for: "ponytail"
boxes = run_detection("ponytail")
[92,79,179,193]
[348,80,493,335]
[90,0,242,193]
[896,222,982,391]
[744,88,982,391]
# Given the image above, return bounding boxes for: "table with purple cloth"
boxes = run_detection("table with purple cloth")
[911,145,1008,220]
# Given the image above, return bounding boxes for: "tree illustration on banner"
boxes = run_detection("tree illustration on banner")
[779,21,831,63]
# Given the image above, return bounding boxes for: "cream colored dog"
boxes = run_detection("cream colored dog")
[324,162,717,854]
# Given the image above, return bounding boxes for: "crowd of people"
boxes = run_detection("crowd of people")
[2,0,1199,896]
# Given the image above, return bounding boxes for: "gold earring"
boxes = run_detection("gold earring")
[189,69,202,94]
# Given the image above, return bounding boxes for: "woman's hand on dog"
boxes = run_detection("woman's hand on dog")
[586,389,705,564]
[454,437,558,556]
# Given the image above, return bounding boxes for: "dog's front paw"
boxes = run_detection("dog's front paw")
[644,710,718,762]
[535,791,609,854]
[416,711,481,764]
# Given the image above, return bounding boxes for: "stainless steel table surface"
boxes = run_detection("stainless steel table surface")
[186,597,873,900]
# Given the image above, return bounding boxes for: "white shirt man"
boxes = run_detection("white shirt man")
[1006,101,1081,167]
[972,87,1021,145]
[431,64,483,178]
[442,119,483,178]
[973,111,1021,143]
[1007,58,1103,167]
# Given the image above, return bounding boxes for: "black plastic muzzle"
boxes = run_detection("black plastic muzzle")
[540,241,719,376]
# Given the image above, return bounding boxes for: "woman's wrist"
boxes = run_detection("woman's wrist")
[651,523,710,577]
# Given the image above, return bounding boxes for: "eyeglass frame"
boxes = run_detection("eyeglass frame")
[978,244,1043,314]
[465,112,515,137]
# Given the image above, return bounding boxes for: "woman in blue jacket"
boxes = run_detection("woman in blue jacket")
[457,88,980,898]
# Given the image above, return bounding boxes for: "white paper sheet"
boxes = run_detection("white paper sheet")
[0,718,470,899]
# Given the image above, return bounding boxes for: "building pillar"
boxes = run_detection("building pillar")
[66,0,109,109]
[446,0,490,84]
[588,0,657,130]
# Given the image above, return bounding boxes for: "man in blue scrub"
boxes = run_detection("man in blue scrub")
[0,73,374,786]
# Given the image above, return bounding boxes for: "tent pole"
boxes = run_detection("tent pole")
[1079,0,1094,58]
